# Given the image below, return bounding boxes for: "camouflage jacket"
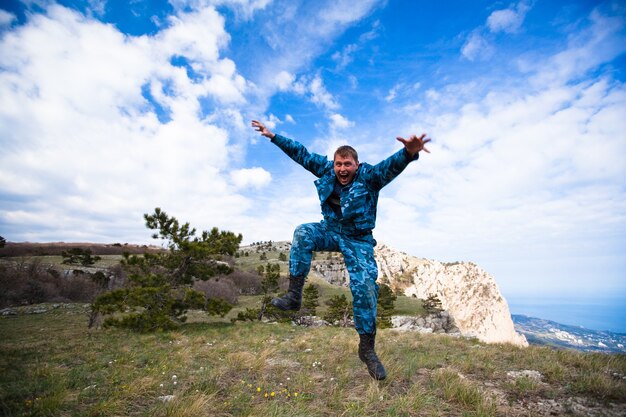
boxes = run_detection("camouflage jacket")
[271,134,418,235]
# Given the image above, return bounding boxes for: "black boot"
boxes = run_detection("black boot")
[358,332,387,380]
[271,275,305,311]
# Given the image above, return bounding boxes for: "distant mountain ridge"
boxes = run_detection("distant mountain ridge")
[512,314,626,353]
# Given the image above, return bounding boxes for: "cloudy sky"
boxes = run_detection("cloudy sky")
[1,0,625,299]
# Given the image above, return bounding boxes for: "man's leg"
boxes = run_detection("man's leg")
[272,223,338,311]
[339,235,386,380]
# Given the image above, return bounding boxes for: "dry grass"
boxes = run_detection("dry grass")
[1,304,625,416]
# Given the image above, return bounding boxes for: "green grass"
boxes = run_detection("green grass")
[1,305,625,416]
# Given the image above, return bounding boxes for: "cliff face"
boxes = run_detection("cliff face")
[375,244,527,347]
[311,243,527,347]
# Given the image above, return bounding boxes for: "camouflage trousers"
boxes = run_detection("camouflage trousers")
[289,222,379,335]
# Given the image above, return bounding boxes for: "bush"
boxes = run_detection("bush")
[227,270,263,295]
[302,284,320,316]
[423,294,443,314]
[61,248,101,266]
[0,259,104,307]
[377,283,397,329]
[106,264,127,290]
[59,275,101,303]
[324,294,352,327]
[193,277,239,305]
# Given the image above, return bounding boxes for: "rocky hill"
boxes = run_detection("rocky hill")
[311,243,527,347]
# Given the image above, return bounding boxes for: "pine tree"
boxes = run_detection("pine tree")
[302,284,320,315]
[323,294,352,327]
[62,248,102,267]
[376,283,397,329]
[90,207,242,332]
[234,262,282,322]
[423,294,443,314]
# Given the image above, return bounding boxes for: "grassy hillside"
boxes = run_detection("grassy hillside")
[1,304,625,416]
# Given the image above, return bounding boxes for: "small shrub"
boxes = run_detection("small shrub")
[0,259,103,307]
[302,284,320,316]
[324,294,352,326]
[193,277,239,305]
[377,283,397,329]
[423,294,443,314]
[228,270,262,295]
[61,248,101,266]
[59,275,101,303]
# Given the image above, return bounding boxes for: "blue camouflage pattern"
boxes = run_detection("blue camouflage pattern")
[271,134,418,334]
[271,134,418,233]
[290,222,379,334]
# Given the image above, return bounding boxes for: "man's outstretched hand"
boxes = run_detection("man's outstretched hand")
[251,120,275,139]
[396,133,431,157]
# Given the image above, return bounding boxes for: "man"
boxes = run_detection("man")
[251,119,430,380]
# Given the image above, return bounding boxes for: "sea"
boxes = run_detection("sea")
[507,295,626,334]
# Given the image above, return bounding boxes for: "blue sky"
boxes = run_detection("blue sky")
[1,0,625,299]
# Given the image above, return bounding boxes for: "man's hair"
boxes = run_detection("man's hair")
[334,145,359,163]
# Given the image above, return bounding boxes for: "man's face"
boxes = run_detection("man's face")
[334,154,359,185]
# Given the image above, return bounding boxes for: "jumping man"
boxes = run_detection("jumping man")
[251,119,430,380]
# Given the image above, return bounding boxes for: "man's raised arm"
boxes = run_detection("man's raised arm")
[367,132,431,190]
[250,119,330,178]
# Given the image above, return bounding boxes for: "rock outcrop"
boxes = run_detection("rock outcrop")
[375,244,527,347]
[311,243,527,347]
[392,312,460,335]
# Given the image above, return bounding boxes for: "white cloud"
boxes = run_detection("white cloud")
[487,1,530,34]
[168,0,272,18]
[309,74,339,110]
[359,19,380,42]
[526,9,626,88]
[385,85,398,102]
[329,113,354,129]
[462,1,532,61]
[0,4,255,242]
[385,82,419,102]
[250,0,383,97]
[331,20,379,70]
[86,0,107,17]
[332,43,358,69]
[348,74,358,89]
[263,113,281,129]
[273,70,295,91]
[315,0,380,26]
[230,167,272,188]
[0,9,16,27]
[285,114,295,123]
[347,3,626,297]
[461,30,492,61]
